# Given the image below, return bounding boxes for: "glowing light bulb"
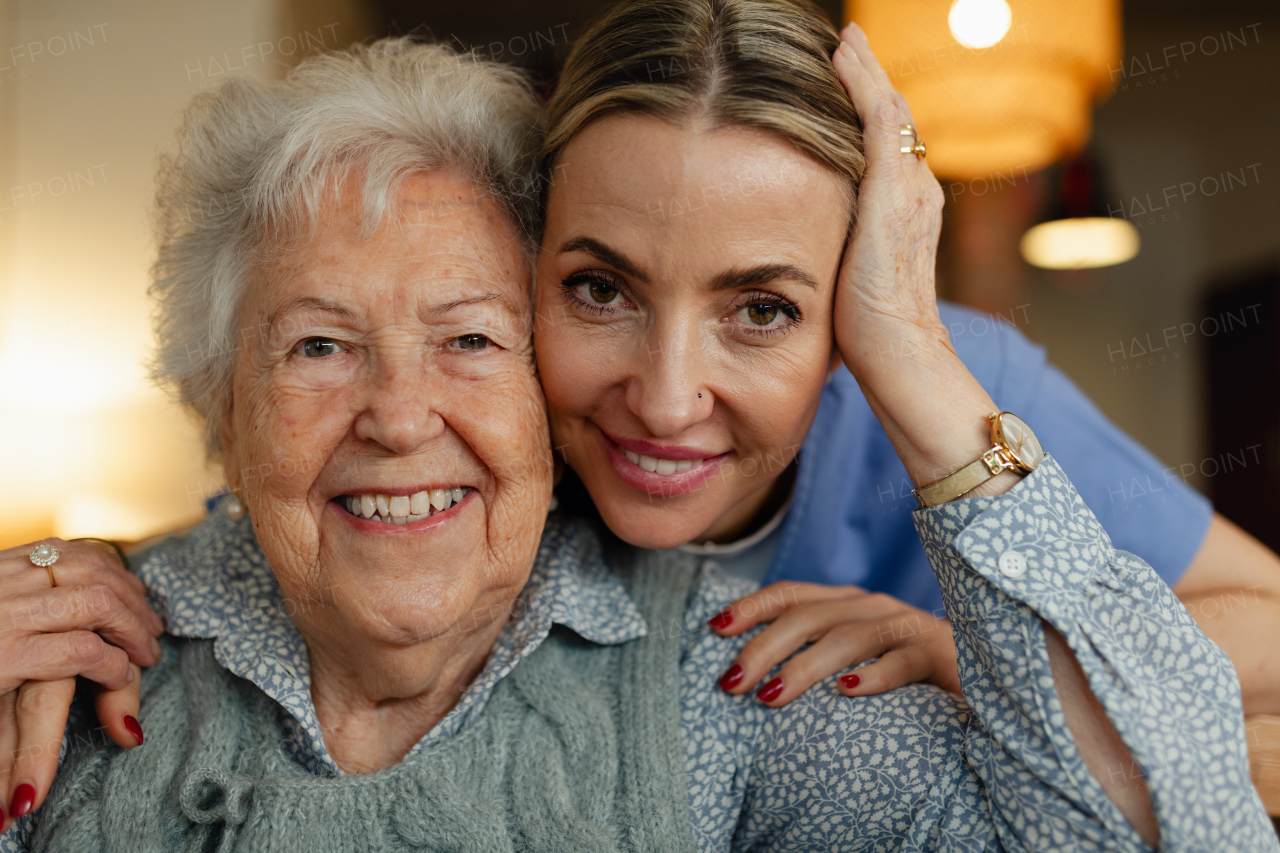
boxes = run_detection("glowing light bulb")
[949,0,1013,49]
[1019,218,1140,270]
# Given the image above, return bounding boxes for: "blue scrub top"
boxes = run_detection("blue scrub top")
[764,301,1213,615]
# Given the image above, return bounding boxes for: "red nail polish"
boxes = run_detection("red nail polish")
[123,714,144,746]
[756,677,784,703]
[10,783,35,819]
[840,673,861,689]
[708,610,733,631]
[719,663,744,690]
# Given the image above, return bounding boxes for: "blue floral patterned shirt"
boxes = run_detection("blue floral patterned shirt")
[4,458,1275,851]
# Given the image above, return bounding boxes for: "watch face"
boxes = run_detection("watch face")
[995,413,1043,471]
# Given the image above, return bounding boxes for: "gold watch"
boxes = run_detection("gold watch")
[912,412,1044,508]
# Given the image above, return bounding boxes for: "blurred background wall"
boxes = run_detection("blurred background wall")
[1,0,1277,549]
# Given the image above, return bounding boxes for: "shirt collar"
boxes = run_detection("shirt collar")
[137,504,646,773]
[677,483,796,558]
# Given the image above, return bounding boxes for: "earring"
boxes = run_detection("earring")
[226,493,247,520]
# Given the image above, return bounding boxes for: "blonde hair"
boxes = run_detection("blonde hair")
[148,38,542,459]
[544,0,865,200]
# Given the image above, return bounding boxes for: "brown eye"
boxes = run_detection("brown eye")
[588,280,619,304]
[745,304,778,326]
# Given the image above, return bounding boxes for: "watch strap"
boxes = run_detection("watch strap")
[912,447,1008,507]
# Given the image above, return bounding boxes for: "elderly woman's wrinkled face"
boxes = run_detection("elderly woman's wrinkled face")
[535,114,848,550]
[221,170,550,647]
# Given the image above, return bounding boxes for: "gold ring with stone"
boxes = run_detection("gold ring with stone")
[29,543,59,587]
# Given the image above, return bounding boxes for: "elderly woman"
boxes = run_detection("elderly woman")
[1,30,1277,853]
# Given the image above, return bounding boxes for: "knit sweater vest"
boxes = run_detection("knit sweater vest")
[30,535,701,853]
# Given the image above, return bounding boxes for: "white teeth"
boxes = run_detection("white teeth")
[345,487,469,522]
[624,450,703,476]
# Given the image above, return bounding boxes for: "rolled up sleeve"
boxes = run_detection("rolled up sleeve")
[914,456,1277,852]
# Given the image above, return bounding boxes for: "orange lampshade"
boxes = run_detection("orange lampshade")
[846,0,1122,179]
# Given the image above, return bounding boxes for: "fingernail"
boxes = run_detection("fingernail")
[756,677,784,703]
[150,637,162,659]
[123,715,144,746]
[10,783,35,819]
[840,673,861,689]
[719,664,744,691]
[708,610,733,631]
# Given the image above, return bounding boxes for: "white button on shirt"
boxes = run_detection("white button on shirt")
[998,549,1029,578]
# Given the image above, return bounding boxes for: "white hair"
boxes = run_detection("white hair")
[148,38,543,459]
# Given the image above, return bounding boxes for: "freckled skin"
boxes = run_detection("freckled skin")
[534,114,851,549]
[219,170,552,773]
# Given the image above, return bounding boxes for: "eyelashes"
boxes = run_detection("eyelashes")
[735,290,802,337]
[558,271,803,337]
[560,270,627,315]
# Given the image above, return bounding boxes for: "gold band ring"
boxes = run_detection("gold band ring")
[899,124,927,160]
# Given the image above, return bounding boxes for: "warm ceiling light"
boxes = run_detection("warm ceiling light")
[948,0,1012,49]
[848,0,1122,179]
[1019,217,1139,269]
[1019,154,1138,270]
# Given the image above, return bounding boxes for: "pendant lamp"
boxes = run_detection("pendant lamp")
[846,0,1122,180]
[1020,153,1139,269]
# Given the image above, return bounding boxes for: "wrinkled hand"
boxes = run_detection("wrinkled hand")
[830,23,949,363]
[0,539,157,830]
[829,24,952,358]
[830,24,1016,494]
[708,582,960,707]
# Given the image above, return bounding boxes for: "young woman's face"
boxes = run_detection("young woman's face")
[535,113,851,549]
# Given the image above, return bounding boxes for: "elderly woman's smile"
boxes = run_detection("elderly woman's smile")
[218,168,551,769]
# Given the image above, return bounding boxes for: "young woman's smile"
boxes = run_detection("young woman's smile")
[534,113,851,549]
[599,430,730,498]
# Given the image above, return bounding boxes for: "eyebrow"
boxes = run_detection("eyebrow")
[268,297,357,331]
[425,292,522,319]
[558,236,649,282]
[559,236,818,292]
[710,264,819,291]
